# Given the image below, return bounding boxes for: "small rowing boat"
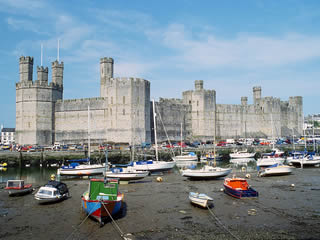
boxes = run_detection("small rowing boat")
[5,180,33,197]
[189,192,213,208]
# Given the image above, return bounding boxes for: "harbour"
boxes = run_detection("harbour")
[0,160,320,239]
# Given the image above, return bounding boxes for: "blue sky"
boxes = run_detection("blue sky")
[1,0,320,127]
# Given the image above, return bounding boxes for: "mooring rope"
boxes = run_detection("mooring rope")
[207,205,241,240]
[101,201,129,240]
[65,201,100,240]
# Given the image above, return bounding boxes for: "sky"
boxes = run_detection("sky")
[1,0,320,127]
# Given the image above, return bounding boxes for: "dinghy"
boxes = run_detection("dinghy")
[5,180,33,197]
[189,192,213,208]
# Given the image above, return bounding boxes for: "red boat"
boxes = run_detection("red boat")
[223,177,258,199]
[5,180,33,197]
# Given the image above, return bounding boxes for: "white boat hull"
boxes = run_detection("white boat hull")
[230,153,255,159]
[181,167,232,179]
[58,164,105,176]
[189,192,213,208]
[132,161,176,172]
[105,170,149,181]
[259,165,293,177]
[172,155,198,161]
[289,159,320,166]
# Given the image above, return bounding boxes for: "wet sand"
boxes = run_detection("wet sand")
[1,166,320,240]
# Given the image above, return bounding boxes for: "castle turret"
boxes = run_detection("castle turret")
[241,96,248,106]
[52,60,64,87]
[19,56,33,82]
[195,80,204,91]
[37,66,48,85]
[253,86,261,105]
[100,57,114,97]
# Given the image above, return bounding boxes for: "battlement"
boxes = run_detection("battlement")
[110,77,150,86]
[16,80,63,89]
[100,57,114,63]
[159,97,184,105]
[37,66,48,72]
[52,60,64,68]
[253,86,261,91]
[195,80,204,90]
[19,56,34,63]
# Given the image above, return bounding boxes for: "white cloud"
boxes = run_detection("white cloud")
[153,24,320,70]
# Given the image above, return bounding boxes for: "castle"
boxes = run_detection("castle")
[16,56,303,146]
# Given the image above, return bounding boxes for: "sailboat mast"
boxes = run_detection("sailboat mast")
[180,122,183,155]
[313,115,315,152]
[271,114,274,149]
[152,99,159,161]
[88,105,91,160]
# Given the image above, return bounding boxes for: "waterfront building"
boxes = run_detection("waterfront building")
[16,56,303,146]
[1,127,15,145]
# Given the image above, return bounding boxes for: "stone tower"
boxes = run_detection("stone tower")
[183,80,216,141]
[16,56,63,145]
[253,86,261,105]
[100,57,114,97]
[19,56,33,82]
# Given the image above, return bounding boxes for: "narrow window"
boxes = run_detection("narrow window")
[111,97,113,104]
[123,109,125,115]
[110,108,112,116]
[197,101,199,106]
[123,96,125,104]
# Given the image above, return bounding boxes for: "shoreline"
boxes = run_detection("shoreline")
[1,166,320,239]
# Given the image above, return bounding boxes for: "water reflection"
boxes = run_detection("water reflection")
[228,158,257,172]
[0,167,57,185]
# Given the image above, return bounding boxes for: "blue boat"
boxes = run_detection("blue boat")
[223,177,258,199]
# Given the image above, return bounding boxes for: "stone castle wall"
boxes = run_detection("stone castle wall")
[16,56,303,146]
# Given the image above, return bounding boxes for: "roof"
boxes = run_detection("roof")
[2,128,15,132]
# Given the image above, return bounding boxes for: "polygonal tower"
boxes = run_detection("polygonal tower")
[100,57,114,97]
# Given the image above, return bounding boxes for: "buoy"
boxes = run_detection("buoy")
[156,177,163,182]
[50,174,56,180]
[245,173,251,178]
[291,183,295,187]
[241,166,246,172]
[220,188,224,192]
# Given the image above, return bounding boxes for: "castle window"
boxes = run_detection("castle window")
[123,109,125,115]
[197,101,199,106]
[189,100,191,104]
[106,97,108,104]
[197,111,199,116]
[111,97,113,104]
[123,96,125,104]
[110,108,112,116]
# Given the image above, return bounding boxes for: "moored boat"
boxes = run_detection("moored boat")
[34,180,69,204]
[105,166,149,181]
[230,150,255,159]
[223,177,258,199]
[189,192,213,208]
[181,165,232,180]
[58,160,106,176]
[258,163,294,177]
[172,152,198,161]
[81,178,123,226]
[5,180,33,197]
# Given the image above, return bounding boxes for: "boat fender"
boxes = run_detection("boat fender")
[50,174,56,180]
[241,167,246,172]
[156,177,163,182]
[245,173,251,179]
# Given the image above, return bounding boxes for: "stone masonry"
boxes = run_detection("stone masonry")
[16,56,303,146]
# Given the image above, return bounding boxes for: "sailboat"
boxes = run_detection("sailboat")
[257,114,285,167]
[131,99,176,172]
[172,122,198,162]
[58,106,105,176]
[181,110,232,179]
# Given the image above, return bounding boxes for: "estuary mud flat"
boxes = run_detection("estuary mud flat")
[0,167,320,240]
